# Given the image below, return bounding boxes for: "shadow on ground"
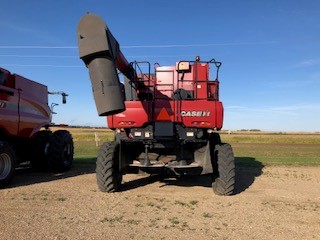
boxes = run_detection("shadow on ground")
[122,157,264,195]
[4,157,96,189]
[234,157,264,194]
[121,174,163,191]
[5,156,264,195]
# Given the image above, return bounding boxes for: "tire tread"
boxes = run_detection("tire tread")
[96,142,122,192]
[212,143,235,196]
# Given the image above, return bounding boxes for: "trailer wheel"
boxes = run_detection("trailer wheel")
[212,143,235,196]
[0,141,16,187]
[96,141,122,192]
[47,130,74,172]
[31,130,52,170]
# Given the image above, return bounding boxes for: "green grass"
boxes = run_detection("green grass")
[74,141,99,158]
[221,132,320,144]
[221,133,320,166]
[52,127,114,142]
[202,212,213,218]
[189,200,198,206]
[70,129,320,167]
[72,140,98,167]
[231,142,320,166]
[100,216,123,223]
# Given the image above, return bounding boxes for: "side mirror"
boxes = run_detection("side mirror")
[62,93,68,104]
[48,91,69,104]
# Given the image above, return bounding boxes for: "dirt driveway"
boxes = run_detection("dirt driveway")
[1,163,319,240]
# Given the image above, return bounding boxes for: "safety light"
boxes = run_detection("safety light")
[144,131,152,138]
[186,132,194,137]
[134,131,142,137]
[192,121,210,126]
[119,121,135,126]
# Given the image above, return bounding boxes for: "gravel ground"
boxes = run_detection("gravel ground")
[1,164,319,240]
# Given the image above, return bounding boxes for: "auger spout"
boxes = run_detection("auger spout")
[77,13,134,116]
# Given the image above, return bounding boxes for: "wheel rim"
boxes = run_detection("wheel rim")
[0,153,12,180]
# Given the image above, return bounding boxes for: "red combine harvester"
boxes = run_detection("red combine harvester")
[0,67,74,187]
[77,14,235,195]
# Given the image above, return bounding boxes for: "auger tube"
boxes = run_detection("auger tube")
[77,13,133,116]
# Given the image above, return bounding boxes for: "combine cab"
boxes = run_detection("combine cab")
[77,14,235,195]
[0,67,74,187]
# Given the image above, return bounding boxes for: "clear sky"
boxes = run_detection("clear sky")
[0,0,319,132]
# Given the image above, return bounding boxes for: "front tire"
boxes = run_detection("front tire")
[47,130,74,172]
[0,141,16,187]
[96,141,122,192]
[212,143,235,196]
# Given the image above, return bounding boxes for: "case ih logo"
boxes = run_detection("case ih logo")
[180,110,211,117]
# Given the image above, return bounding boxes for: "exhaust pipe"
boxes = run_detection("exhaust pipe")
[77,13,125,116]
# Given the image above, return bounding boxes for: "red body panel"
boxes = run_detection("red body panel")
[107,61,224,130]
[0,67,51,139]
[107,100,223,129]
[108,101,151,127]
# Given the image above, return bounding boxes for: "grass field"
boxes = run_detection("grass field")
[55,127,320,167]
[221,132,320,166]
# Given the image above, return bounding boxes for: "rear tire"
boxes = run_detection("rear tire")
[31,130,52,171]
[96,141,122,192]
[0,141,16,187]
[47,130,74,172]
[212,143,235,196]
